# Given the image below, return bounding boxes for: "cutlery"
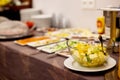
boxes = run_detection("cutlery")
[98,35,106,55]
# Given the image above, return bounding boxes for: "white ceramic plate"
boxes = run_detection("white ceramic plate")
[37,41,67,53]
[37,43,58,53]
[27,38,65,47]
[64,56,116,72]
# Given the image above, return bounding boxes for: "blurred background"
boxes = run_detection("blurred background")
[0,0,120,31]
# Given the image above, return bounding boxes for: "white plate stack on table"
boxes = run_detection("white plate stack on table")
[20,8,41,22]
[31,14,52,31]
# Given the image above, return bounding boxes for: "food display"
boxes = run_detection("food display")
[45,28,92,38]
[0,21,29,36]
[37,40,79,53]
[11,26,117,73]
[37,41,67,53]
[45,28,109,42]
[27,37,65,47]
[13,27,110,63]
[0,20,35,40]
[15,36,50,45]
[71,42,108,67]
[56,49,70,57]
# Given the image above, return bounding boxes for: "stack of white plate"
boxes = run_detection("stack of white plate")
[20,8,41,22]
[31,14,52,30]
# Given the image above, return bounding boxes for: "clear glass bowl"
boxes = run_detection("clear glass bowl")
[70,43,108,67]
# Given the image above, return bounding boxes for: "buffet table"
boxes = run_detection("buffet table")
[0,40,119,80]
